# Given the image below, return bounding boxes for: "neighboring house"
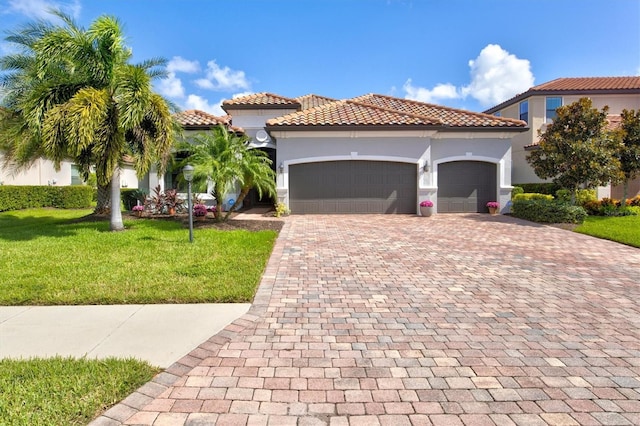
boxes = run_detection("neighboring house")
[222,93,527,214]
[0,155,139,189]
[484,76,640,198]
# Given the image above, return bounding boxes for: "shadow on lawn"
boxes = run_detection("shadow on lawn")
[0,213,182,242]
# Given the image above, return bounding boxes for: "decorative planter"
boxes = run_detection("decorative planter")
[420,206,433,217]
[488,207,499,215]
[167,207,176,216]
[195,215,206,221]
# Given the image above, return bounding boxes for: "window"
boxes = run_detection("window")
[546,97,562,122]
[71,164,83,185]
[519,101,528,123]
[493,111,501,117]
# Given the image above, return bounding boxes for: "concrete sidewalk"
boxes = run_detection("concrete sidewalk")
[0,303,250,368]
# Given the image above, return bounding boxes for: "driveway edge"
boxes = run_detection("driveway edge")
[89,220,288,426]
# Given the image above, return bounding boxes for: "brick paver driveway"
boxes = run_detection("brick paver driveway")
[96,215,640,426]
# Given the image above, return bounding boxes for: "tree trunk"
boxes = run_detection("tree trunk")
[621,179,629,207]
[110,167,124,231]
[95,183,111,214]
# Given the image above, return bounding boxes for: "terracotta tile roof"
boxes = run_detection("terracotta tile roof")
[532,77,640,91]
[354,94,526,128]
[222,92,300,110]
[173,110,242,132]
[266,94,526,130]
[485,76,640,114]
[295,94,337,110]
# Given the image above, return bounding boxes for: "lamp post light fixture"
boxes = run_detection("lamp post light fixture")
[183,164,195,243]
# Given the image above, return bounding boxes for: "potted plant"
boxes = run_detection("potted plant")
[486,201,500,215]
[419,200,434,217]
[193,204,208,220]
[163,189,183,215]
[131,205,144,217]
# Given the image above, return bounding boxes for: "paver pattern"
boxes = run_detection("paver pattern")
[93,215,640,426]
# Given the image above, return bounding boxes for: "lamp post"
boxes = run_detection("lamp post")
[183,164,194,243]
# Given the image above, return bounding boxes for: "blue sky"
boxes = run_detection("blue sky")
[1,0,639,116]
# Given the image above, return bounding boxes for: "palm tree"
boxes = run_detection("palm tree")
[0,12,176,231]
[181,125,276,222]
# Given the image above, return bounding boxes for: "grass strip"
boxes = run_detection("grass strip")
[574,214,640,248]
[0,357,159,425]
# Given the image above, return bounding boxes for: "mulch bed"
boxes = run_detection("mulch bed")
[77,211,284,232]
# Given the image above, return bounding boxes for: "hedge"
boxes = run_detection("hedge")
[513,193,554,201]
[515,183,561,195]
[511,198,587,224]
[0,185,94,211]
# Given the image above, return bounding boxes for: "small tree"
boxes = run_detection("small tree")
[526,97,621,204]
[617,109,640,206]
[181,125,275,222]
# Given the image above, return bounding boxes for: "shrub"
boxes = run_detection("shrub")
[555,189,597,206]
[193,204,208,217]
[583,198,640,216]
[517,183,561,195]
[122,189,147,211]
[274,202,290,217]
[511,186,524,198]
[0,185,93,212]
[511,198,587,223]
[513,193,554,201]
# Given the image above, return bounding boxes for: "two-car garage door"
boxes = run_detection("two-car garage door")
[289,161,417,214]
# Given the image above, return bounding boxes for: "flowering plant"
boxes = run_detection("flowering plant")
[207,206,217,212]
[132,205,144,212]
[486,201,500,209]
[193,204,208,217]
[419,200,434,207]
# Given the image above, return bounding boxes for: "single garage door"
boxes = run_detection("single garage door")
[438,161,496,213]
[289,161,417,214]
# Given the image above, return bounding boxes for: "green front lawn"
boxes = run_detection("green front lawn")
[575,214,640,248]
[0,208,278,304]
[0,357,159,426]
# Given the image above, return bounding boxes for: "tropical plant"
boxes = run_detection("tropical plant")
[616,109,640,206]
[180,125,276,222]
[526,98,621,204]
[0,12,177,231]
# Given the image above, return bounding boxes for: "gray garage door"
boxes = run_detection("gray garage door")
[289,161,417,214]
[437,161,496,213]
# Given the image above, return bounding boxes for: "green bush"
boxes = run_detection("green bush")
[516,182,561,195]
[511,186,524,198]
[121,189,147,211]
[513,193,554,201]
[511,198,587,223]
[0,186,93,211]
[555,189,597,206]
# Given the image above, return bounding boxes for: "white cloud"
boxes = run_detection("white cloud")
[462,44,534,106]
[156,72,185,99]
[167,56,200,74]
[195,60,250,92]
[184,94,225,116]
[5,0,81,20]
[403,79,461,104]
[403,44,534,108]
